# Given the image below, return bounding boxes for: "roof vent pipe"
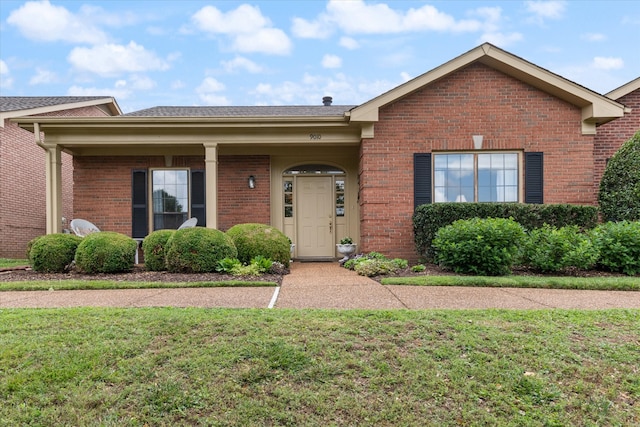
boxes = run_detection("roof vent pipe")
[322,96,333,106]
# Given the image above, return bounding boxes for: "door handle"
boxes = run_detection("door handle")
[329,219,333,233]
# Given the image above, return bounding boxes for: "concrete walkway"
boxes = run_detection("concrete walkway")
[1,262,639,310]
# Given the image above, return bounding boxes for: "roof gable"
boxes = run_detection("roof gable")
[606,77,640,100]
[0,96,121,125]
[349,43,626,134]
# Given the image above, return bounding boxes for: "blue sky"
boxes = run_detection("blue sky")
[1,0,639,113]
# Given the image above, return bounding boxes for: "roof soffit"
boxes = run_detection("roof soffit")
[606,77,640,100]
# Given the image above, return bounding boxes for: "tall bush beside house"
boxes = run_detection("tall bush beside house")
[165,227,237,273]
[226,223,290,267]
[75,232,138,273]
[522,225,599,272]
[141,230,175,271]
[433,217,526,276]
[598,131,640,222]
[28,234,82,273]
[591,221,640,276]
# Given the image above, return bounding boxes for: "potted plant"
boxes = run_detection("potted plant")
[336,237,357,257]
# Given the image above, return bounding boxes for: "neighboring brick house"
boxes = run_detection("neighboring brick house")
[14,44,634,262]
[0,97,121,258]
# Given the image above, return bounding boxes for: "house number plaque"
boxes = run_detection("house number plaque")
[309,133,322,140]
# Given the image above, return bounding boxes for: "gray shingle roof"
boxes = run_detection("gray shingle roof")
[0,96,112,112]
[124,105,357,117]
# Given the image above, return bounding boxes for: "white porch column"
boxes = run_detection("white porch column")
[204,143,218,229]
[44,144,63,234]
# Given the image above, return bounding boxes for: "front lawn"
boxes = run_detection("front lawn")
[1,308,638,426]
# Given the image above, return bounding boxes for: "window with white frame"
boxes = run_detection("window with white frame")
[151,169,189,230]
[434,153,519,202]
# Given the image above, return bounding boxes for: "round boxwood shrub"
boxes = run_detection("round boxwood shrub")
[226,223,290,267]
[433,217,526,276]
[75,232,138,274]
[599,131,640,222]
[591,221,640,276]
[165,227,237,273]
[141,229,175,271]
[28,233,83,273]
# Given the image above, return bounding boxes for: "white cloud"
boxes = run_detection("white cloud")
[7,0,108,44]
[592,57,624,70]
[68,41,169,77]
[196,77,229,105]
[581,33,606,42]
[292,0,481,37]
[339,37,360,50]
[400,72,412,82]
[67,84,131,99]
[221,57,263,74]
[478,31,523,47]
[232,28,291,55]
[171,80,185,90]
[29,68,57,85]
[129,75,156,90]
[525,1,566,24]
[322,54,342,69]
[191,4,292,55]
[0,59,13,89]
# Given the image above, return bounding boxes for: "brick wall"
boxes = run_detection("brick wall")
[593,88,640,192]
[359,62,594,261]
[0,105,107,258]
[73,155,271,236]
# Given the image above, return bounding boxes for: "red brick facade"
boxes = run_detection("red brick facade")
[73,155,271,235]
[0,105,108,258]
[593,87,640,192]
[359,63,596,261]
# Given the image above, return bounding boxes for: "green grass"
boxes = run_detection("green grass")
[1,308,638,426]
[0,258,29,268]
[0,280,276,292]
[382,275,640,291]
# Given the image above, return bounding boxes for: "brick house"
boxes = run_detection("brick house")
[0,97,121,258]
[13,44,634,261]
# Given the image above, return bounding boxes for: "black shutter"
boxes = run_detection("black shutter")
[132,170,148,238]
[191,169,206,227]
[525,152,544,204]
[414,153,432,208]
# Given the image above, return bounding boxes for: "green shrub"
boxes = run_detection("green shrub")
[75,232,137,274]
[343,252,408,277]
[599,132,640,222]
[216,256,273,276]
[28,233,82,273]
[592,221,640,275]
[226,223,290,267]
[523,225,599,272]
[141,230,175,271]
[414,203,599,261]
[165,227,237,273]
[433,217,526,276]
[411,264,426,272]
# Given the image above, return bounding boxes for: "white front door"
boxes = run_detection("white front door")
[297,176,334,258]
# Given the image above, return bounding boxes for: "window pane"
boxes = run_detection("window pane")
[152,169,189,230]
[504,153,518,169]
[504,186,518,202]
[284,181,293,192]
[335,180,345,192]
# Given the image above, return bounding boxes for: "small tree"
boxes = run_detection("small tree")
[599,131,640,222]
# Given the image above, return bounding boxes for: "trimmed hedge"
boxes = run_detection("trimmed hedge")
[141,230,175,271]
[598,131,640,222]
[75,232,138,273]
[414,203,599,260]
[522,225,599,272]
[433,217,526,276]
[165,227,237,273]
[226,223,290,267]
[28,233,83,273]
